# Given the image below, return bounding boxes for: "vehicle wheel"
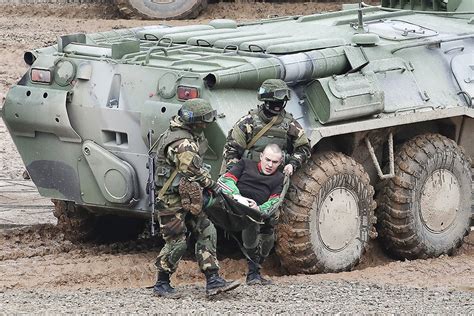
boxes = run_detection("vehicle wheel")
[276,152,376,274]
[116,0,207,20]
[52,199,97,242]
[377,133,471,259]
[53,200,146,242]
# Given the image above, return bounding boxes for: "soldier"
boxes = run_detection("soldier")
[222,79,310,283]
[223,79,311,176]
[152,98,240,298]
[219,144,285,285]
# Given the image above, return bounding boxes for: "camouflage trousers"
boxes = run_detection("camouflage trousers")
[155,193,219,274]
[242,221,275,261]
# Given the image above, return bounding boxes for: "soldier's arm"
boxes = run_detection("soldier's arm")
[217,159,245,195]
[258,175,284,214]
[223,114,254,170]
[168,139,214,188]
[259,196,280,214]
[287,119,311,170]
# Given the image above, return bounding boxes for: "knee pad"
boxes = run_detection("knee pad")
[242,223,260,249]
[196,223,217,251]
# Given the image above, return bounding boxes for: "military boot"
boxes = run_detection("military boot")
[204,269,240,296]
[246,259,272,286]
[153,272,181,298]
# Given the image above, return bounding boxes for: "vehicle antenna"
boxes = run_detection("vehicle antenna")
[358,0,364,31]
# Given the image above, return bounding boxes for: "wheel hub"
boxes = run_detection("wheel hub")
[317,187,360,251]
[420,169,460,232]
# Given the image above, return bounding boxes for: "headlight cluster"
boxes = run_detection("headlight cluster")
[30,59,76,86]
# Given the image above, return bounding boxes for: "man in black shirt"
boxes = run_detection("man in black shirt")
[219,144,284,285]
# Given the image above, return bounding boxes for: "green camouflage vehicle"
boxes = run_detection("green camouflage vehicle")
[2,0,473,274]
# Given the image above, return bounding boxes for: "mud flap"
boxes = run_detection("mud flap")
[2,85,81,142]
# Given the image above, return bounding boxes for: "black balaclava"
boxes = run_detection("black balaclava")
[263,100,287,117]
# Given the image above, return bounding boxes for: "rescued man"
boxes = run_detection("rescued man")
[223,79,311,177]
[219,143,285,285]
[152,98,240,297]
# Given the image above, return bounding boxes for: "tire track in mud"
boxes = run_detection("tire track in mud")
[0,223,257,290]
[0,222,472,291]
[0,224,159,290]
[0,224,160,261]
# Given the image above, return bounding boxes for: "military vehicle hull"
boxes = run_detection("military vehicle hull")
[2,2,473,274]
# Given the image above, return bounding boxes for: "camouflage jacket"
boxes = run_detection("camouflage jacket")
[223,105,311,170]
[155,116,214,191]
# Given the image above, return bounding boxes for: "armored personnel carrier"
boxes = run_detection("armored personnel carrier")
[2,0,473,274]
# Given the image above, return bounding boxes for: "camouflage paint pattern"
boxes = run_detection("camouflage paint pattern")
[3,4,473,215]
[155,195,219,273]
[154,117,219,274]
[161,117,215,190]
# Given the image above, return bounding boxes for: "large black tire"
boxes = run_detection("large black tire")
[116,0,207,20]
[52,200,146,242]
[377,133,471,259]
[52,199,97,242]
[276,152,376,274]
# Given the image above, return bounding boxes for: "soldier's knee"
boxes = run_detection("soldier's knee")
[168,238,188,264]
[198,216,212,230]
[260,233,275,244]
[159,212,187,239]
[260,225,274,235]
[242,223,259,249]
[194,216,216,239]
[197,222,217,247]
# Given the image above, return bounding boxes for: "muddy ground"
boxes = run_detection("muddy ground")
[0,2,473,313]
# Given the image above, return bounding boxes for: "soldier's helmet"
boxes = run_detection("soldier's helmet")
[178,98,217,124]
[257,79,291,102]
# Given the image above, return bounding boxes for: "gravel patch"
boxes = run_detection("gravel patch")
[2,280,473,314]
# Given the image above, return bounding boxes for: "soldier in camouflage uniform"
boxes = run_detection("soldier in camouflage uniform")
[223,79,311,285]
[223,79,311,176]
[153,98,240,298]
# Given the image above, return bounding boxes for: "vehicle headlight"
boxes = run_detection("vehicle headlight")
[54,59,76,86]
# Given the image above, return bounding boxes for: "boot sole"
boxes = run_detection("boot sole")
[153,291,182,299]
[206,280,241,297]
[246,279,262,286]
[246,279,272,286]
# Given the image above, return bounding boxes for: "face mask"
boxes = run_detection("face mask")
[190,123,208,134]
[269,101,285,112]
[264,101,286,115]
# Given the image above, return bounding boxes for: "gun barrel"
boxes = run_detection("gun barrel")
[204,46,349,89]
